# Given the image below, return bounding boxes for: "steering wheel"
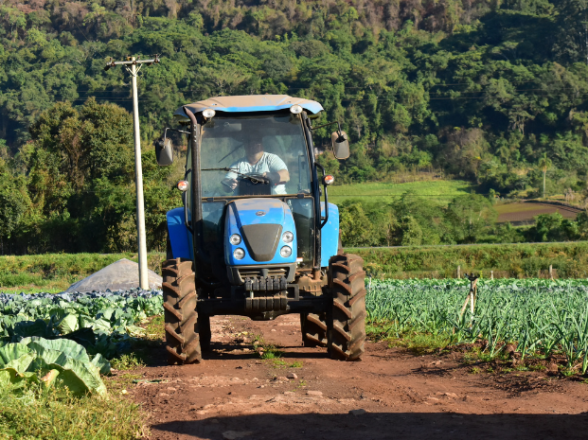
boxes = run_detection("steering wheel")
[238,173,269,185]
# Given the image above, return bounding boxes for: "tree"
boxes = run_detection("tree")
[0,156,26,253]
[339,203,376,247]
[444,194,497,243]
[538,153,552,198]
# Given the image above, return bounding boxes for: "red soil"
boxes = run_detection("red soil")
[127,314,588,440]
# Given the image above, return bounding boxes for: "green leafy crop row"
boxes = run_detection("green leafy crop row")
[367,278,588,372]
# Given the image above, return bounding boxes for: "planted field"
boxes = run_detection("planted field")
[0,289,162,438]
[367,278,588,373]
[495,202,581,224]
[0,290,162,391]
[328,179,473,206]
[3,277,588,438]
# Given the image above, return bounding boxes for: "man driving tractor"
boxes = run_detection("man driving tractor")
[222,138,290,195]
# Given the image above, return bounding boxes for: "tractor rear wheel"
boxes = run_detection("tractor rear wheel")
[328,253,367,361]
[300,313,327,347]
[162,258,202,364]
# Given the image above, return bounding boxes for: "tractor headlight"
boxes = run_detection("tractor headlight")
[282,231,294,243]
[233,248,245,260]
[230,234,242,245]
[280,246,292,258]
[202,109,216,119]
[290,105,303,114]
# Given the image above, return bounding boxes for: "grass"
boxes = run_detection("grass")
[4,241,588,292]
[367,321,451,354]
[328,179,473,206]
[351,241,588,278]
[144,315,165,339]
[260,345,285,360]
[0,383,147,439]
[271,359,303,369]
[111,353,147,371]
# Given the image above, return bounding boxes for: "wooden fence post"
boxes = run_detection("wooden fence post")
[491,270,494,280]
[457,265,461,278]
[549,264,553,280]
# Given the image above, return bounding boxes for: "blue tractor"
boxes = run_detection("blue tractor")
[155,95,366,364]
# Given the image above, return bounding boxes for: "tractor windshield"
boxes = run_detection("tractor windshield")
[189,113,316,270]
[199,113,311,197]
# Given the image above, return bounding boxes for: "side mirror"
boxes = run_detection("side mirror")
[331,131,350,160]
[155,131,174,166]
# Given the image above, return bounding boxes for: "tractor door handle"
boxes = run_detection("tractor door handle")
[183,170,194,234]
[315,164,329,228]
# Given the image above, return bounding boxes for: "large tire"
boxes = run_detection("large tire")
[162,258,202,364]
[300,312,328,347]
[328,253,367,361]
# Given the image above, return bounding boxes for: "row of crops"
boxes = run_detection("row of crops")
[366,278,588,372]
[0,290,163,396]
[4,276,588,395]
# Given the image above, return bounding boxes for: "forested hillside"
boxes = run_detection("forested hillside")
[1,0,588,253]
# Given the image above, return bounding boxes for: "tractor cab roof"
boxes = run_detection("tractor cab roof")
[173,95,324,120]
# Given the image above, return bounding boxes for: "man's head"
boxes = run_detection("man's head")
[244,139,264,162]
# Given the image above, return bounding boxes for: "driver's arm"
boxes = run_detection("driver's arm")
[267,168,289,184]
[265,155,290,184]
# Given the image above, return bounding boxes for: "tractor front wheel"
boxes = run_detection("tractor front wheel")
[328,254,367,361]
[162,258,202,364]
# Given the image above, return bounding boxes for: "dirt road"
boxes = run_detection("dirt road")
[128,315,588,440]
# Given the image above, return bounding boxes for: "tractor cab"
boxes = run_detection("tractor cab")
[155,95,365,365]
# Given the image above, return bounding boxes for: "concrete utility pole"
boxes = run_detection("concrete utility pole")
[105,55,160,290]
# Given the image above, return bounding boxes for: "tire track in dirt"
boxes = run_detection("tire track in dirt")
[127,314,588,440]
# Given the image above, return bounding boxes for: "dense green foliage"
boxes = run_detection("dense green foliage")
[2,0,588,252]
[339,195,588,246]
[367,278,588,372]
[1,99,181,254]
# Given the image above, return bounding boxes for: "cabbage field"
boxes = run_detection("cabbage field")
[366,278,588,372]
[0,290,163,396]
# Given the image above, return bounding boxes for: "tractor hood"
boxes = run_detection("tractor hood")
[225,198,297,264]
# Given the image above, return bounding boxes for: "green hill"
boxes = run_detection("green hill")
[1,0,588,253]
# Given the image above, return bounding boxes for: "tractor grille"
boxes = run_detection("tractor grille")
[238,267,287,279]
[237,267,289,291]
[227,263,296,288]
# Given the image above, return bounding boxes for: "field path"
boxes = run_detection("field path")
[129,314,588,440]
